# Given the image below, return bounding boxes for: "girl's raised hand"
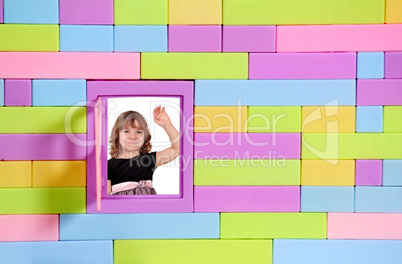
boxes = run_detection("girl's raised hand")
[153,106,171,127]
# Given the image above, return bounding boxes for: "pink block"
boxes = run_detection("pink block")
[194,186,300,212]
[0,52,140,79]
[194,133,300,159]
[328,213,402,239]
[249,53,356,79]
[0,134,86,160]
[4,79,32,106]
[0,215,59,242]
[355,160,382,186]
[357,79,402,106]
[59,0,113,25]
[168,26,221,52]
[385,52,402,78]
[223,26,275,52]
[277,24,402,52]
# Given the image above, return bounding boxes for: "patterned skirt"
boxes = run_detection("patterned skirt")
[112,180,157,195]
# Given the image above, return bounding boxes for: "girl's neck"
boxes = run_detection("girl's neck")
[118,151,140,159]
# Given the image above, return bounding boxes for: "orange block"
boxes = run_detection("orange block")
[302,106,355,133]
[386,0,402,23]
[0,161,31,187]
[169,0,222,24]
[301,160,355,186]
[32,161,86,187]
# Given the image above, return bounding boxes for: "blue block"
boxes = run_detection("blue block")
[0,80,4,106]
[0,241,113,264]
[274,239,402,264]
[301,186,354,212]
[383,160,402,186]
[60,25,113,52]
[357,52,385,79]
[4,0,58,24]
[356,106,383,132]
[115,26,167,52]
[60,213,219,240]
[32,80,86,106]
[195,80,356,106]
[355,186,402,213]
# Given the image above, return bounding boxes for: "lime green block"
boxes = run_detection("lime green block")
[0,107,87,133]
[194,159,300,185]
[302,133,402,159]
[384,106,402,132]
[114,240,272,264]
[0,24,59,51]
[248,106,301,132]
[221,213,327,239]
[114,0,168,25]
[0,188,86,214]
[141,53,248,79]
[223,0,384,25]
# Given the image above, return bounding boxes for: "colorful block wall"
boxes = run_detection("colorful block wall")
[1,0,402,263]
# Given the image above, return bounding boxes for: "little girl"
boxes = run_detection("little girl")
[107,106,180,195]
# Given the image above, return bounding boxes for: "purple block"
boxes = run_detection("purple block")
[385,52,402,78]
[59,0,113,25]
[4,79,32,106]
[357,79,402,106]
[0,0,3,23]
[194,186,300,212]
[168,26,221,52]
[355,160,382,186]
[223,26,276,52]
[249,53,356,79]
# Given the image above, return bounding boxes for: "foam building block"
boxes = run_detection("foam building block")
[115,26,167,52]
[32,161,86,187]
[302,106,355,133]
[114,0,167,25]
[59,0,113,25]
[356,106,383,132]
[168,26,221,52]
[0,0,3,23]
[60,213,219,240]
[194,186,300,212]
[0,79,4,106]
[0,161,31,187]
[383,160,402,186]
[169,0,222,24]
[384,106,402,132]
[0,134,87,160]
[32,79,86,106]
[249,53,356,79]
[4,79,31,106]
[223,26,275,52]
[277,24,402,52]
[141,53,248,79]
[194,159,300,185]
[385,52,402,77]
[60,25,113,52]
[355,186,402,213]
[355,160,382,186]
[328,213,402,239]
[248,107,301,132]
[0,215,58,242]
[195,80,356,106]
[386,0,402,23]
[3,0,58,24]
[220,213,327,239]
[194,106,247,133]
[357,79,402,105]
[357,52,385,79]
[301,160,355,186]
[301,186,354,212]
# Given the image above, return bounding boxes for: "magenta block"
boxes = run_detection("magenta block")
[385,52,402,78]
[0,0,3,23]
[194,186,300,212]
[223,26,275,52]
[249,53,356,79]
[357,79,402,106]
[168,26,221,52]
[4,79,32,106]
[355,160,382,186]
[59,0,113,24]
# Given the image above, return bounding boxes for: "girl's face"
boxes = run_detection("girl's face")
[119,120,145,155]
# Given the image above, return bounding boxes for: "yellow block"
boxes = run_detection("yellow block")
[0,161,31,187]
[194,107,247,132]
[169,0,222,24]
[301,160,355,186]
[302,106,355,133]
[32,161,86,187]
[386,0,402,23]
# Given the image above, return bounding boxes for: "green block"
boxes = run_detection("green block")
[114,0,168,25]
[221,213,327,239]
[0,25,59,52]
[248,106,301,132]
[114,240,272,264]
[141,53,248,79]
[384,106,402,132]
[0,188,86,214]
[223,0,384,25]
[0,107,87,133]
[194,159,300,185]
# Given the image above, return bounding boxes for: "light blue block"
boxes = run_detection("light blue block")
[195,80,356,106]
[60,25,113,52]
[357,52,385,79]
[274,239,402,264]
[0,241,113,264]
[60,213,219,240]
[115,26,168,52]
[301,186,354,212]
[32,80,86,106]
[383,160,402,186]
[355,186,402,213]
[356,106,383,132]
[4,0,59,24]
[0,80,4,106]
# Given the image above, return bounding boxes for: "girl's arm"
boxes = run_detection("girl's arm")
[107,180,112,195]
